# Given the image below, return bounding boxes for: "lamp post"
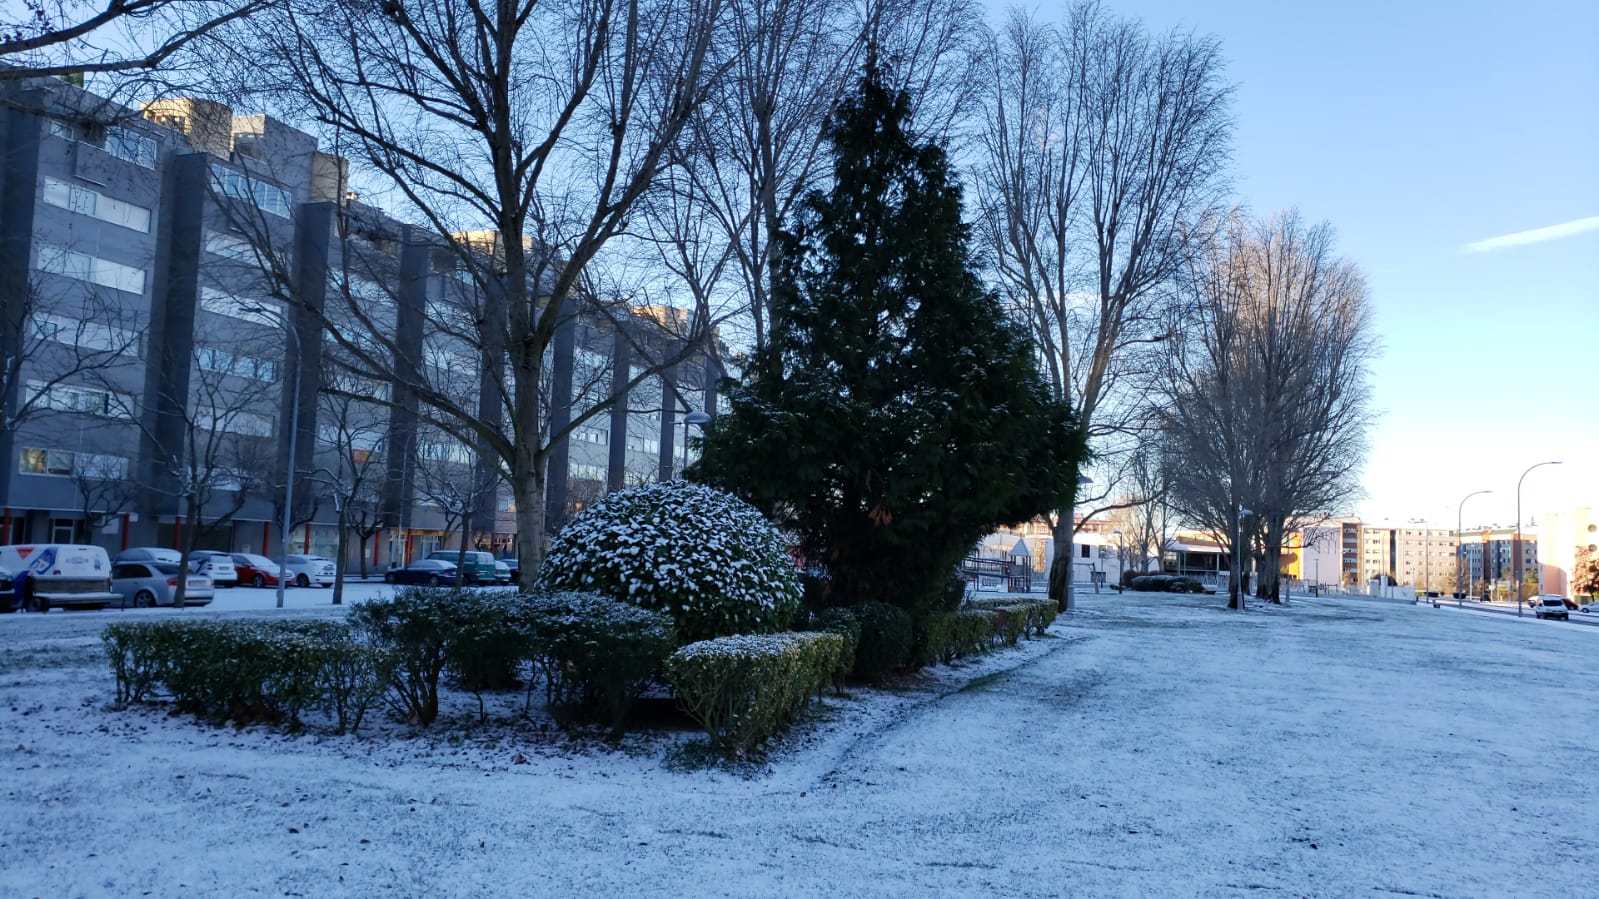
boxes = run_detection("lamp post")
[1514,461,1561,617]
[1455,489,1490,608]
[275,316,303,611]
[1235,506,1252,610]
[680,409,711,476]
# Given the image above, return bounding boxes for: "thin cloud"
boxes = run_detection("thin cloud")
[1461,216,1599,253]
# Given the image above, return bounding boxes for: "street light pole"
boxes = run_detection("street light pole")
[276,318,303,611]
[1455,489,1490,608]
[1514,461,1561,617]
[1235,507,1252,610]
[680,409,710,477]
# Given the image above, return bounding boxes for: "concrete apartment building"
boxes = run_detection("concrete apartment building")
[0,77,714,568]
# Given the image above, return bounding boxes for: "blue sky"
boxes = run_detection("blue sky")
[983,0,1599,528]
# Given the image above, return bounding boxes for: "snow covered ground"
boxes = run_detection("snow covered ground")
[2,589,1595,896]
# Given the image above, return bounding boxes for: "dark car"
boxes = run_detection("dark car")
[497,554,520,582]
[385,558,461,586]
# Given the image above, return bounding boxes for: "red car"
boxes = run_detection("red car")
[229,553,285,588]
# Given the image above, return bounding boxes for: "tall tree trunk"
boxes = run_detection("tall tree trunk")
[331,509,348,605]
[1049,504,1075,611]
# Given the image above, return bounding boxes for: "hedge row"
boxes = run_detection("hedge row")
[103,619,386,733]
[104,588,678,734]
[664,632,848,756]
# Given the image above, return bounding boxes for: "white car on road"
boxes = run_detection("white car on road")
[1532,595,1569,620]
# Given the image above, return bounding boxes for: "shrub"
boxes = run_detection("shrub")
[103,620,377,728]
[103,621,173,705]
[349,587,465,726]
[850,601,912,682]
[966,598,1056,639]
[912,610,996,666]
[952,610,995,656]
[444,590,527,719]
[665,632,844,755]
[523,592,677,735]
[812,607,859,680]
[537,480,802,644]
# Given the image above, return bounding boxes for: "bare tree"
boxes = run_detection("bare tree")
[0,0,264,79]
[1158,209,1376,607]
[413,429,500,587]
[205,0,742,585]
[972,1,1232,611]
[308,384,388,604]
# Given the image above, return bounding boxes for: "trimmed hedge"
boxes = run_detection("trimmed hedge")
[965,598,1057,641]
[348,587,466,726]
[665,632,847,756]
[523,592,677,735]
[912,610,995,666]
[101,619,388,732]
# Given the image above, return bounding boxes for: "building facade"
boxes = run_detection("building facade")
[0,78,713,568]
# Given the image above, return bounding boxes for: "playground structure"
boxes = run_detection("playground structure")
[959,554,1034,593]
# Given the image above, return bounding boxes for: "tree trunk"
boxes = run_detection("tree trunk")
[356,530,370,579]
[512,458,547,592]
[1049,504,1075,611]
[331,509,348,605]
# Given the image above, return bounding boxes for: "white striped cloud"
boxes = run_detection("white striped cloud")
[1461,216,1599,253]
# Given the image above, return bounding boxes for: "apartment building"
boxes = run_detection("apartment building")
[0,77,714,567]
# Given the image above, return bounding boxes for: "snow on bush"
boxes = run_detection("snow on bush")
[537,480,802,644]
[665,632,846,755]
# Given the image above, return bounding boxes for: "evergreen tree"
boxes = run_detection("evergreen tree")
[691,61,1082,617]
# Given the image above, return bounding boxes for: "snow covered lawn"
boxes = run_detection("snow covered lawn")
[2,590,1594,896]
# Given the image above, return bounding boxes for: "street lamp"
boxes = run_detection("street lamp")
[1455,489,1490,608]
[1514,461,1561,617]
[1234,507,1252,610]
[680,409,711,476]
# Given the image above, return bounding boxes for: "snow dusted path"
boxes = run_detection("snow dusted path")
[3,592,1595,896]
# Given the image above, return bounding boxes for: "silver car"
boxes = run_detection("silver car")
[110,561,215,608]
[283,554,337,587]
[113,547,183,565]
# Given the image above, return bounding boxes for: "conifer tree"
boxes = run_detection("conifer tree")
[692,59,1081,616]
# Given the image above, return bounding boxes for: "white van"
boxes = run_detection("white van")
[0,544,119,612]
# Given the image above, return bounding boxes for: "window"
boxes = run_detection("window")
[194,409,274,437]
[25,380,134,417]
[19,447,129,478]
[49,119,158,168]
[29,313,142,356]
[36,245,146,294]
[200,289,281,326]
[204,231,258,262]
[572,426,608,445]
[1080,545,1090,559]
[211,167,291,218]
[41,177,151,232]
[195,345,279,382]
[569,461,607,481]
[51,519,78,544]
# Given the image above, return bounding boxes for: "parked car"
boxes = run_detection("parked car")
[113,547,183,565]
[1532,595,1569,620]
[497,554,520,582]
[493,560,513,585]
[229,553,283,588]
[425,550,497,585]
[187,550,239,587]
[283,554,337,588]
[1580,601,1598,614]
[110,562,214,608]
[0,566,12,607]
[385,559,460,586]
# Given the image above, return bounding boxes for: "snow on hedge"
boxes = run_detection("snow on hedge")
[536,480,801,643]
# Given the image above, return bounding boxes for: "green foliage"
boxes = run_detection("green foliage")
[523,592,677,736]
[812,607,859,678]
[665,632,846,756]
[1574,544,1599,597]
[850,601,912,682]
[445,591,528,696]
[690,63,1081,620]
[537,480,802,644]
[965,598,1057,641]
[348,587,467,726]
[912,610,995,666]
[101,620,387,731]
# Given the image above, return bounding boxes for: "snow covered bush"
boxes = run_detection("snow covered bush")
[537,480,802,644]
[965,598,1057,640]
[523,592,677,735]
[102,620,383,730]
[349,587,466,726]
[910,610,994,667]
[664,632,846,755]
